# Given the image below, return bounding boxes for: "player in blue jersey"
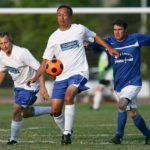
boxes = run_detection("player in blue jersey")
[91,19,150,145]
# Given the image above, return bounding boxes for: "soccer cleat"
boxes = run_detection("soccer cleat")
[110,135,122,144]
[145,137,150,145]
[7,140,18,145]
[61,133,72,145]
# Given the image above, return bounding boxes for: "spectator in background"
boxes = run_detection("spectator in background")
[92,50,118,110]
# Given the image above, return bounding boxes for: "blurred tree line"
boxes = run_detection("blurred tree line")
[0,0,150,87]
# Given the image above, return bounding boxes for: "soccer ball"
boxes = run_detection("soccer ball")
[45,58,64,77]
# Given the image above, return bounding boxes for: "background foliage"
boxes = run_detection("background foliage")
[0,0,150,87]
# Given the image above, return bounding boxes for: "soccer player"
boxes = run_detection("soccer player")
[27,5,119,145]
[91,19,150,145]
[0,32,51,145]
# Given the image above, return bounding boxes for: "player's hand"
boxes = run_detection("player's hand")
[26,79,35,87]
[40,87,49,101]
[108,48,120,58]
[83,41,91,48]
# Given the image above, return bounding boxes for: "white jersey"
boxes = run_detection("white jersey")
[43,24,96,81]
[0,45,40,90]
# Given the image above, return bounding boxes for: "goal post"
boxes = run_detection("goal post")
[0,7,150,14]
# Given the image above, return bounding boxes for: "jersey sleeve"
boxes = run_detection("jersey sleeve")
[43,36,56,60]
[20,48,40,70]
[0,63,6,71]
[90,42,105,53]
[80,24,96,41]
[135,33,150,46]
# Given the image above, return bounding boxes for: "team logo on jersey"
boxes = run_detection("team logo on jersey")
[6,66,20,74]
[115,52,133,64]
[60,40,79,51]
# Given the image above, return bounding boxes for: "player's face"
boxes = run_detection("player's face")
[113,25,126,42]
[57,8,71,30]
[0,35,12,55]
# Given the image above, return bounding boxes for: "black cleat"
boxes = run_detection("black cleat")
[61,134,72,145]
[7,140,18,145]
[145,137,150,145]
[110,135,122,144]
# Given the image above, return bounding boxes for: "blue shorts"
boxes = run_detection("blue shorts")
[52,74,89,99]
[14,88,38,108]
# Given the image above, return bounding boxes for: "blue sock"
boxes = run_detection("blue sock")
[133,114,150,137]
[116,111,127,138]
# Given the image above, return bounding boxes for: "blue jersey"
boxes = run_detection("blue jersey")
[91,33,150,92]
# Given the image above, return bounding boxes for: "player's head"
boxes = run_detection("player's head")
[0,32,13,55]
[57,5,73,17]
[57,5,73,29]
[112,19,128,42]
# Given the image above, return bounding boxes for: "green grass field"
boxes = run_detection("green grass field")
[0,103,150,150]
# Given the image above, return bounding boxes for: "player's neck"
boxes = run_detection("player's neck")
[6,45,13,56]
[59,24,71,31]
[117,35,127,42]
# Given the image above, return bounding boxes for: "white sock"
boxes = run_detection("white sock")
[53,113,64,133]
[10,120,22,141]
[33,106,51,116]
[63,104,75,135]
[93,91,102,109]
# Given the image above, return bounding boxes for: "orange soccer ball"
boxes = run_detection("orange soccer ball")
[45,58,64,77]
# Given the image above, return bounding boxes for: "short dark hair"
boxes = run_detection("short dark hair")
[0,32,12,41]
[113,19,128,29]
[57,5,73,16]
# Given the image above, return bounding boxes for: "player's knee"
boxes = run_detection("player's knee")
[22,112,27,118]
[64,95,73,105]
[13,107,22,116]
[128,109,138,119]
[22,107,34,118]
[12,106,23,120]
[51,108,61,117]
[118,98,128,111]
[96,86,104,91]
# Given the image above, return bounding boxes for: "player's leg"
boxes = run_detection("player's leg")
[7,88,49,145]
[62,75,88,145]
[128,107,150,144]
[52,99,64,133]
[110,97,128,144]
[22,88,51,118]
[7,103,23,145]
[61,84,78,145]
[110,85,134,144]
[92,85,104,110]
[110,85,145,144]
[125,86,150,144]
[22,106,51,118]
[51,80,66,134]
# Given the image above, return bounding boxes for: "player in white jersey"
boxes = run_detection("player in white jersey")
[27,5,119,145]
[0,32,51,145]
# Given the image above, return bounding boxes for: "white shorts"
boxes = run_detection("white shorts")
[116,85,141,110]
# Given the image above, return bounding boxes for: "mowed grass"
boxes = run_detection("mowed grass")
[0,102,150,150]
[0,88,13,97]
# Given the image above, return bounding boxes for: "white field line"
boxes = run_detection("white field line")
[0,139,56,144]
[0,123,134,132]
[0,137,143,145]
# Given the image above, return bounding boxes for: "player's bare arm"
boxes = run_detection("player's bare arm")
[39,74,49,100]
[26,59,47,87]
[0,71,6,85]
[95,35,119,58]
